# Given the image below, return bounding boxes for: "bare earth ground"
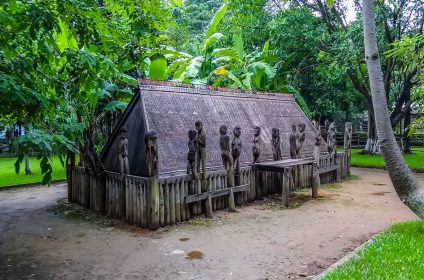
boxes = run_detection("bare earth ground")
[0,168,422,280]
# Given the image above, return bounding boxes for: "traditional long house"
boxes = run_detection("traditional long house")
[69,80,350,230]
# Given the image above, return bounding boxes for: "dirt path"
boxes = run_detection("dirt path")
[0,168,421,280]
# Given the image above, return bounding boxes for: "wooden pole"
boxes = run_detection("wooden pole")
[147,177,160,230]
[312,163,320,198]
[227,168,236,212]
[282,168,290,207]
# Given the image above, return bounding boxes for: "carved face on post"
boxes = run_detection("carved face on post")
[329,122,336,133]
[233,126,241,138]
[195,120,203,133]
[219,125,228,135]
[146,132,158,177]
[345,122,352,133]
[120,127,127,139]
[298,123,305,133]
[272,128,280,139]
[253,126,261,137]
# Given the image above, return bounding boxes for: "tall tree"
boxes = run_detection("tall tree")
[362,0,424,217]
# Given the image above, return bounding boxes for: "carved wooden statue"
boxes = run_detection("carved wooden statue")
[272,128,282,161]
[118,127,130,176]
[219,125,233,170]
[313,126,322,168]
[195,120,206,179]
[344,122,352,151]
[187,130,198,176]
[327,122,337,164]
[146,132,158,177]
[289,125,297,159]
[324,119,330,139]
[296,123,306,158]
[252,126,261,163]
[232,127,242,166]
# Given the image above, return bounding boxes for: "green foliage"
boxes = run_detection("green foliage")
[1,0,174,184]
[387,34,424,134]
[0,156,67,187]
[324,220,424,279]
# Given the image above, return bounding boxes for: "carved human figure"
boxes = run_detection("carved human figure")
[272,128,282,161]
[289,125,297,159]
[313,126,322,168]
[344,122,353,151]
[327,122,337,164]
[219,125,233,170]
[118,127,130,176]
[252,126,261,163]
[232,126,242,186]
[296,123,306,158]
[146,132,158,177]
[231,126,242,169]
[187,130,198,176]
[195,120,206,179]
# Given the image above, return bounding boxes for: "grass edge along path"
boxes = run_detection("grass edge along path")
[349,147,424,172]
[0,156,66,187]
[323,220,424,280]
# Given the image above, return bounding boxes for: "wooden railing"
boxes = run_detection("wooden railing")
[69,151,350,229]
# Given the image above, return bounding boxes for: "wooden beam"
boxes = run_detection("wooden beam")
[318,165,338,174]
[185,184,249,204]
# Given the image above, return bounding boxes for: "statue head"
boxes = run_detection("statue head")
[233,126,241,137]
[219,125,228,135]
[146,131,157,148]
[291,124,297,133]
[253,126,261,137]
[120,127,128,138]
[298,123,305,133]
[329,122,336,132]
[195,120,203,132]
[272,128,280,139]
[188,129,197,140]
[345,122,352,132]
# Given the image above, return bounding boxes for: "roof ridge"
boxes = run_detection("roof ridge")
[138,79,293,98]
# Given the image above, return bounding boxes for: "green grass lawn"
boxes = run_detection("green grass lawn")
[0,156,66,187]
[349,147,424,171]
[323,220,424,279]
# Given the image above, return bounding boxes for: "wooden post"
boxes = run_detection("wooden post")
[282,168,290,207]
[204,180,213,218]
[227,168,236,212]
[146,132,160,230]
[147,177,160,230]
[312,163,320,198]
[336,154,342,182]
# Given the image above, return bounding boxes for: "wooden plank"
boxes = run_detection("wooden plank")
[185,184,249,203]
[180,180,186,221]
[165,182,170,225]
[141,182,147,228]
[319,165,338,174]
[175,181,181,223]
[184,181,190,220]
[159,183,164,226]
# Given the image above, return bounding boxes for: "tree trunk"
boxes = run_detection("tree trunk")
[403,85,412,154]
[364,109,378,154]
[362,0,424,218]
[24,154,33,175]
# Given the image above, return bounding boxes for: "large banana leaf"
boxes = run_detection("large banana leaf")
[148,55,167,80]
[205,4,228,39]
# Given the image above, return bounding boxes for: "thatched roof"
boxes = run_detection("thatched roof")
[101,80,324,177]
